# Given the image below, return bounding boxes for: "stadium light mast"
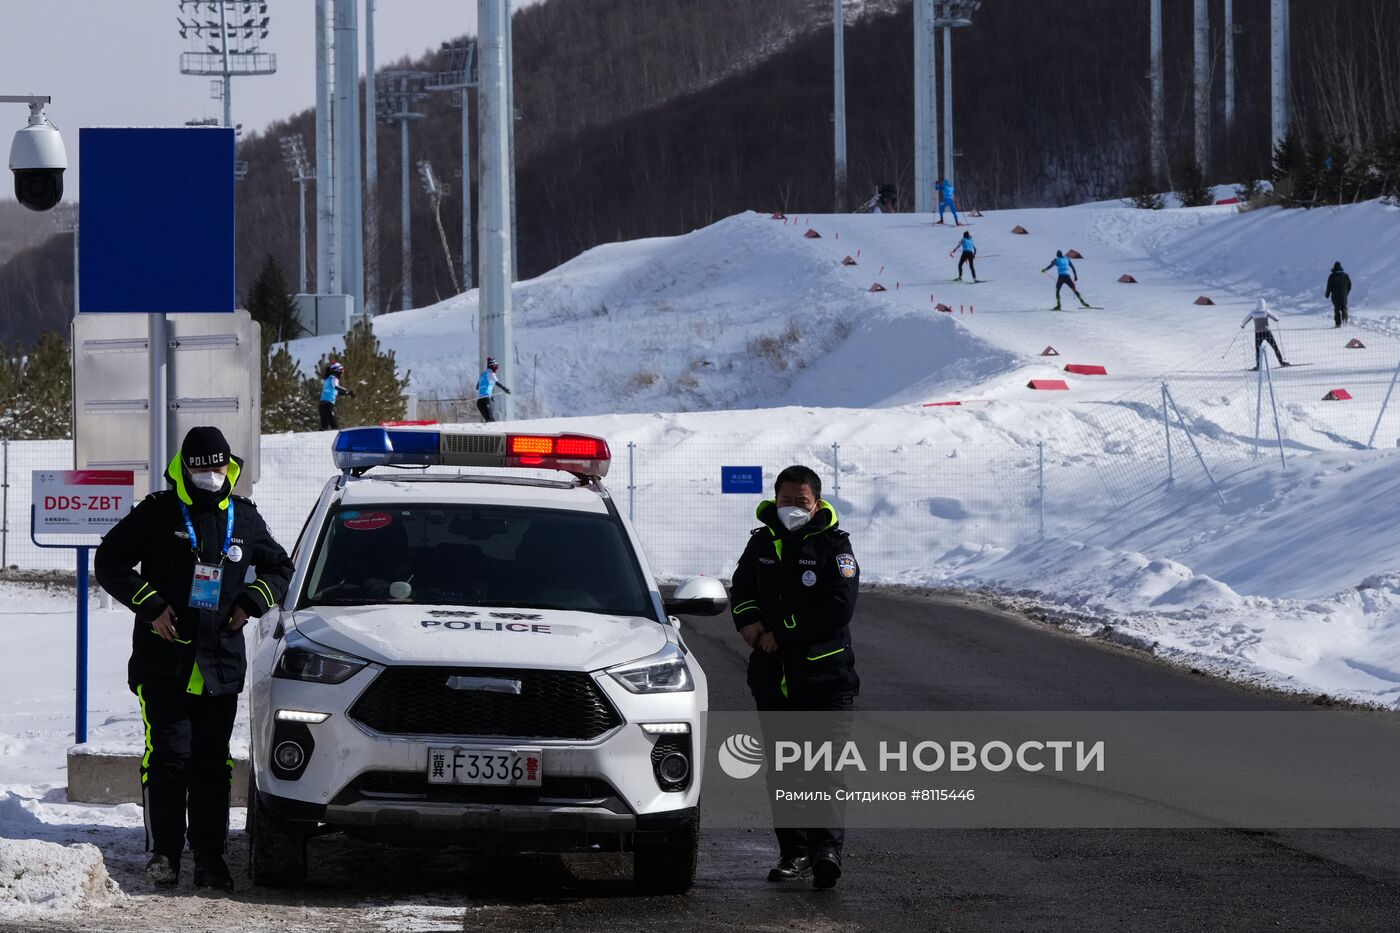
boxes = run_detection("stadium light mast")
[913,0,938,213]
[1194,0,1211,174]
[279,135,315,294]
[1223,0,1236,135]
[833,0,847,210]
[315,0,335,294]
[478,0,515,420]
[334,0,364,316]
[933,1,979,188]
[1271,0,1290,152]
[175,0,276,130]
[1149,0,1164,182]
[378,71,429,311]
[364,0,380,315]
[419,160,462,294]
[428,42,478,291]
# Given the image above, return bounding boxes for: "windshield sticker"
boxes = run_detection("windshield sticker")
[421,619,553,634]
[342,511,393,531]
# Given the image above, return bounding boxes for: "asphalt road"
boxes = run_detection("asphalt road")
[10,591,1400,932]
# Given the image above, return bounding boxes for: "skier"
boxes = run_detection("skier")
[1241,299,1288,369]
[1325,261,1352,327]
[935,177,962,226]
[949,231,978,282]
[319,361,353,430]
[475,357,512,423]
[1040,251,1091,310]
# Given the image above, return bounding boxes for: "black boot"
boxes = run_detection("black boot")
[193,852,235,892]
[811,849,842,889]
[146,853,180,887]
[767,855,812,882]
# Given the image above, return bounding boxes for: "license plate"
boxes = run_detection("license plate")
[426,746,543,786]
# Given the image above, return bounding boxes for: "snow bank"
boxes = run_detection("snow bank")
[0,833,120,921]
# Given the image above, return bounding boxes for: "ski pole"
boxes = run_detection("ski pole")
[1220,328,1242,360]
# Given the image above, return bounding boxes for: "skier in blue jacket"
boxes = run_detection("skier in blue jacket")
[948,231,978,282]
[1040,251,1091,310]
[936,177,963,226]
[476,357,512,423]
[319,361,353,429]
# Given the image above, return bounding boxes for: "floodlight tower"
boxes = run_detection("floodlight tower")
[1194,0,1211,173]
[913,0,938,213]
[419,160,462,295]
[478,0,515,419]
[279,135,315,294]
[1149,0,1164,182]
[427,42,479,291]
[334,0,364,317]
[833,0,847,210]
[175,0,276,130]
[378,71,430,311]
[933,1,979,188]
[1271,0,1291,151]
[364,0,380,316]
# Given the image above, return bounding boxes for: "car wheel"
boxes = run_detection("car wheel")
[247,772,308,887]
[632,811,698,895]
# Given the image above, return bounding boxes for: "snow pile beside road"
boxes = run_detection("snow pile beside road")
[0,826,121,921]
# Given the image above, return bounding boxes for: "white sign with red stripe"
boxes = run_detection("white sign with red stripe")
[32,470,135,535]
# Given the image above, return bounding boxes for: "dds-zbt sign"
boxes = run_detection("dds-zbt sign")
[33,471,135,535]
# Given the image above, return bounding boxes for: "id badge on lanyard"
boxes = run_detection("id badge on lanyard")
[183,501,234,611]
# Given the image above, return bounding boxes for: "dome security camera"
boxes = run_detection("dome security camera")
[9,106,67,212]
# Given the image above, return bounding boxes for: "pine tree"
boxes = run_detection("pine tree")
[246,253,303,348]
[1270,130,1306,206]
[316,319,410,427]
[1126,163,1165,210]
[1174,160,1213,208]
[13,332,72,440]
[261,345,319,434]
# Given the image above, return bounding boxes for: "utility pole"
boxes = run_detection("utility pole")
[364,0,380,315]
[1271,0,1290,152]
[833,0,848,211]
[1194,0,1210,173]
[933,2,979,188]
[334,0,364,315]
[377,71,429,311]
[478,0,514,420]
[1150,0,1164,182]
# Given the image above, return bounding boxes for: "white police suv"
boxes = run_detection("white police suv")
[246,427,725,893]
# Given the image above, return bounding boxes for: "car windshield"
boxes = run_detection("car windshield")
[300,503,654,617]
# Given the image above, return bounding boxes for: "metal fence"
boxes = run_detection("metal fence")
[8,325,1398,577]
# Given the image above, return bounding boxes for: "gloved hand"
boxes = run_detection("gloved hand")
[502,387,512,395]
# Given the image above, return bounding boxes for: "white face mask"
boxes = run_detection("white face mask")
[778,505,813,531]
[190,471,226,493]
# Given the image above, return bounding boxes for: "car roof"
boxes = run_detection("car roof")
[334,471,612,514]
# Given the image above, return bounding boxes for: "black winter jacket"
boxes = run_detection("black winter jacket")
[730,500,859,699]
[94,454,294,696]
[1326,270,1352,307]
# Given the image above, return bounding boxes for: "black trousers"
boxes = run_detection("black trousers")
[476,397,495,423]
[318,401,338,430]
[1054,274,1079,298]
[1254,330,1284,364]
[750,650,854,861]
[1334,304,1349,326]
[136,684,238,861]
[958,251,977,279]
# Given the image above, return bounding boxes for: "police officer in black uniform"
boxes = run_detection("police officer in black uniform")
[730,465,859,889]
[95,427,294,892]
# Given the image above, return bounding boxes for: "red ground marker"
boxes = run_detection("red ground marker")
[1066,249,1084,259]
[804,229,822,239]
[1012,225,1030,235]
[1194,296,1215,305]
[1323,389,1353,401]
[1065,364,1108,375]
[869,283,887,292]
[1027,380,1070,391]
[1118,274,1138,283]
[841,256,858,266]
[1040,346,1060,356]
[1346,338,1366,349]
[936,303,953,313]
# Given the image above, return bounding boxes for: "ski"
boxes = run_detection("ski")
[1248,362,1311,370]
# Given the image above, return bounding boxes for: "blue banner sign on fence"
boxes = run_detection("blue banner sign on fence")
[721,466,763,494]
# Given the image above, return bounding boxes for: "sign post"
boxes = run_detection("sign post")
[30,470,134,743]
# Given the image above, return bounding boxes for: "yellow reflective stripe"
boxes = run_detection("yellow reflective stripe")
[733,604,759,616]
[132,583,157,606]
[783,613,797,630]
[186,661,205,696]
[779,669,788,699]
[733,599,758,613]
[251,579,275,608]
[806,647,846,662]
[147,629,192,645]
[137,685,153,782]
[773,539,783,561]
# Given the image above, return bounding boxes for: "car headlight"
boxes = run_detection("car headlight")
[274,629,370,685]
[606,643,694,693]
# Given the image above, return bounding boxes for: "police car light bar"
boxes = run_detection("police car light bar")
[332,428,611,478]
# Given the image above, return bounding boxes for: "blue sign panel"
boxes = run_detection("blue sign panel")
[79,127,236,313]
[721,466,764,494]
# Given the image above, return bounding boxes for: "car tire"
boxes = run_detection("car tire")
[247,773,308,887]
[632,811,699,895]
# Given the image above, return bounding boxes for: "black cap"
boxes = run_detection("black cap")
[181,426,231,470]
[1333,261,1343,272]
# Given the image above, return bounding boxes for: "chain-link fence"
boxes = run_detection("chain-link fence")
[9,326,1400,577]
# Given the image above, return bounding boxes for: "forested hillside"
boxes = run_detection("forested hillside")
[0,0,1396,348]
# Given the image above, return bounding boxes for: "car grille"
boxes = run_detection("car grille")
[341,770,621,807]
[348,666,622,740]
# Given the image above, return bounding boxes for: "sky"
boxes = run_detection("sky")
[0,0,536,203]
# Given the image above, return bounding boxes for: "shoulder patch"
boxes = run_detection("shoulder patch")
[232,494,257,507]
[836,553,857,578]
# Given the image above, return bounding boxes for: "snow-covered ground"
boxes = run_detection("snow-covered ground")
[3,195,1400,922]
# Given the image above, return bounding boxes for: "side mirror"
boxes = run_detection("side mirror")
[663,576,729,617]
